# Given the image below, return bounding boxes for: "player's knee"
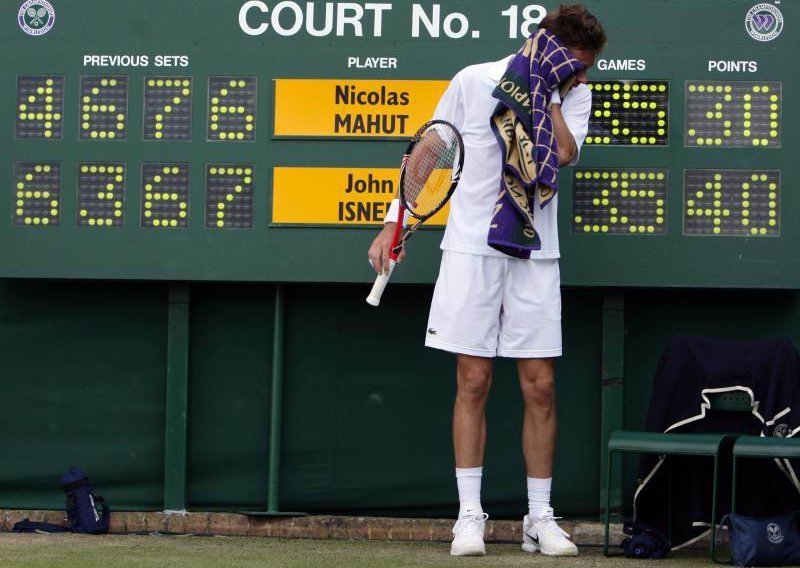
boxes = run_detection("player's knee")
[521,373,555,408]
[457,367,492,405]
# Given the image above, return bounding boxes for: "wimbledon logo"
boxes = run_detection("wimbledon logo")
[745,3,783,42]
[18,0,55,36]
[767,523,784,544]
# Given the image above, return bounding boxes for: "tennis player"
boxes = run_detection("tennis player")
[368,4,605,557]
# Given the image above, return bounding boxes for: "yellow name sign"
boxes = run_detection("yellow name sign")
[272,167,450,226]
[273,79,448,138]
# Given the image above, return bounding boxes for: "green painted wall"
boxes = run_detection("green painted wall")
[0,280,167,510]
[187,284,274,510]
[0,281,602,517]
[1,280,798,516]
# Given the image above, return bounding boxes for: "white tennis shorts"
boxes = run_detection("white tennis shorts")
[425,250,562,358]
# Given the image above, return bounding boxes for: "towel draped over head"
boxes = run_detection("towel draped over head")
[488,29,584,258]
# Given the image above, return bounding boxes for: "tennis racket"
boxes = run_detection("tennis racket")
[366,119,464,307]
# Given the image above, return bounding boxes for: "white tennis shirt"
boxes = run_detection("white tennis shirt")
[385,55,592,259]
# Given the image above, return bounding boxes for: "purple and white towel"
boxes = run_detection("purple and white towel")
[488,29,584,258]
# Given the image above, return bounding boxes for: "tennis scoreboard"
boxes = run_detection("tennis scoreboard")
[1,0,797,287]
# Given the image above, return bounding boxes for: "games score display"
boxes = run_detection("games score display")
[575,79,782,237]
[12,75,782,237]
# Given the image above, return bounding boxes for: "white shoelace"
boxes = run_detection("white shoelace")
[453,513,489,537]
[535,510,571,539]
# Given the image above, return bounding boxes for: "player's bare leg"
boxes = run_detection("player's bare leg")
[519,358,556,478]
[518,358,577,556]
[450,354,492,556]
[454,354,492,468]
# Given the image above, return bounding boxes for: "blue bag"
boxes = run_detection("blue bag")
[719,512,800,567]
[13,467,110,534]
[61,467,110,534]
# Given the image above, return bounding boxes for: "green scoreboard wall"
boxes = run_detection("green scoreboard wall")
[1,0,797,287]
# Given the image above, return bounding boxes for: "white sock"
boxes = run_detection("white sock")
[528,477,552,519]
[456,467,483,517]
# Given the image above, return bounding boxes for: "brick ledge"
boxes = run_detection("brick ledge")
[0,509,623,545]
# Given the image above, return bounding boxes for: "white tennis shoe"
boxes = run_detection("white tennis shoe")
[522,507,578,556]
[450,512,488,556]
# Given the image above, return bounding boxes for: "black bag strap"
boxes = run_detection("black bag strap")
[12,520,71,533]
[716,514,731,544]
[713,514,733,565]
[95,494,111,526]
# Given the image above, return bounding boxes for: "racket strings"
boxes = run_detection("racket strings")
[403,125,460,216]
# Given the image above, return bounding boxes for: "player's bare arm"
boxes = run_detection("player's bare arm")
[551,104,578,166]
[552,48,596,166]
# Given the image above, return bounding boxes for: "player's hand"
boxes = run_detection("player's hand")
[368,223,406,275]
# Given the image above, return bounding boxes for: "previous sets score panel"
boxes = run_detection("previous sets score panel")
[14,75,258,142]
[13,161,255,230]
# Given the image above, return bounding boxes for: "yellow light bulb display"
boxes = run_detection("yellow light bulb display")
[13,162,60,226]
[683,170,779,236]
[572,169,668,235]
[585,81,669,146]
[15,75,64,139]
[79,76,128,140]
[206,77,257,141]
[140,164,190,228]
[77,163,126,227]
[685,81,781,148]
[206,165,255,229]
[144,77,192,140]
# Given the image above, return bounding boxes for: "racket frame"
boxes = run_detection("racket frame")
[392,119,464,254]
[366,120,463,307]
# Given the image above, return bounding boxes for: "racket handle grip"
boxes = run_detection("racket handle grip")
[366,259,396,307]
